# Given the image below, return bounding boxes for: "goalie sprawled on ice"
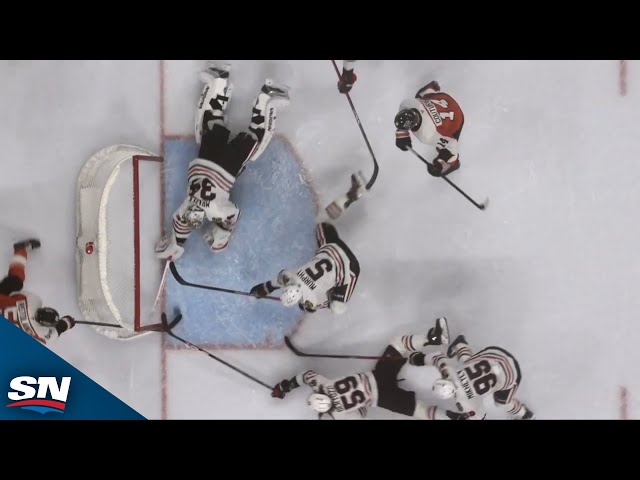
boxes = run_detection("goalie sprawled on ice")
[156,62,290,261]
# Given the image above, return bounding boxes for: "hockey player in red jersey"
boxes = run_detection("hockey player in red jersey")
[337,60,357,94]
[394,81,465,177]
[409,333,535,420]
[155,61,290,261]
[0,239,75,344]
[271,318,469,420]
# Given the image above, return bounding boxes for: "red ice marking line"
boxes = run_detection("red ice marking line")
[619,60,627,97]
[159,59,169,421]
[620,386,629,419]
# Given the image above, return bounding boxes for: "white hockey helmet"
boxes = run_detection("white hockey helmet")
[432,379,456,400]
[307,393,333,413]
[280,285,303,307]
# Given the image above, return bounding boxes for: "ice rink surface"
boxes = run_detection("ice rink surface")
[1,60,639,419]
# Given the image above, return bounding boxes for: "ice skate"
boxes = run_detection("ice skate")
[195,62,234,143]
[427,317,450,345]
[246,79,291,161]
[13,238,40,252]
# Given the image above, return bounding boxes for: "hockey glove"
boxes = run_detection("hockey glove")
[56,316,76,335]
[521,407,536,420]
[338,69,357,94]
[271,378,298,399]
[415,80,441,98]
[299,301,317,313]
[395,130,412,151]
[250,283,270,298]
[427,160,445,177]
[446,410,473,420]
[409,352,426,366]
[447,335,468,358]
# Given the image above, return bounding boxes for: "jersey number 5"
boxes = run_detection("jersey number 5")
[464,360,497,395]
[335,376,366,410]
[305,259,333,281]
[189,178,216,202]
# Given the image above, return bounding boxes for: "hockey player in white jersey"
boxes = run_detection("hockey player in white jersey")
[0,239,76,345]
[155,62,290,261]
[394,81,465,177]
[337,60,357,94]
[271,318,467,420]
[249,171,367,313]
[408,334,535,420]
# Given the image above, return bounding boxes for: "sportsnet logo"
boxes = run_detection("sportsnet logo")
[6,376,71,414]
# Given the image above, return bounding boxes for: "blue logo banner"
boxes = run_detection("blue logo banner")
[0,318,145,420]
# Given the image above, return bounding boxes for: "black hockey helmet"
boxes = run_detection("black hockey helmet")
[35,307,59,327]
[394,108,420,130]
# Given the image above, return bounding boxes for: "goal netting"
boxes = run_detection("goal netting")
[76,144,166,340]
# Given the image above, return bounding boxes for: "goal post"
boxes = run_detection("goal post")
[76,144,166,340]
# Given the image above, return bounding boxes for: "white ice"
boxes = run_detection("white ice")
[1,60,639,419]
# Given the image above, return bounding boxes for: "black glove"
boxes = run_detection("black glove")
[521,408,536,420]
[415,80,441,98]
[447,335,467,358]
[271,378,297,399]
[395,131,412,151]
[338,69,357,94]
[56,316,76,335]
[427,160,444,177]
[446,410,473,420]
[409,352,426,366]
[250,283,269,298]
[298,301,317,313]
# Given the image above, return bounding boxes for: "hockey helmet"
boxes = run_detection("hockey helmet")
[394,108,420,130]
[280,285,303,307]
[35,307,59,327]
[432,378,456,400]
[307,393,333,413]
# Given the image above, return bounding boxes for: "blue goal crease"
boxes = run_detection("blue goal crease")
[162,137,317,348]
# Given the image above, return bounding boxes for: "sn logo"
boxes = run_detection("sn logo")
[6,376,71,415]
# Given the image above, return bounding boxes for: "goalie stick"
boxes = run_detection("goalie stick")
[407,147,489,211]
[161,311,273,391]
[169,262,280,301]
[284,336,403,361]
[331,60,379,192]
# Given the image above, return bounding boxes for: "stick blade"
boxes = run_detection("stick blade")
[283,336,302,355]
[480,197,490,210]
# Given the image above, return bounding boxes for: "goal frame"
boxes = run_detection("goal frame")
[76,144,166,340]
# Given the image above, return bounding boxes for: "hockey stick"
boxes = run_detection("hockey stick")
[331,60,379,191]
[74,320,124,328]
[284,336,403,361]
[168,262,280,301]
[161,311,273,391]
[407,147,489,211]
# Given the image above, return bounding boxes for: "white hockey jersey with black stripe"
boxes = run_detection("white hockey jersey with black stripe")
[297,370,376,420]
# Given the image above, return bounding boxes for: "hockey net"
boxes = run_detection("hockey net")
[76,144,166,340]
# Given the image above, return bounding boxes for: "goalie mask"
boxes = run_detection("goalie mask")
[394,108,420,130]
[35,307,59,327]
[183,204,206,229]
